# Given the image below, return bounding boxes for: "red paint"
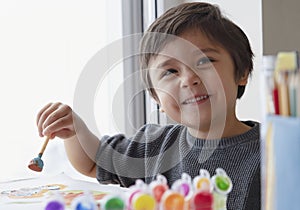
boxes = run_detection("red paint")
[152,184,168,202]
[192,191,213,210]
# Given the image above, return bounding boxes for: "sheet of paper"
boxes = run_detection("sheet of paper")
[0,173,126,210]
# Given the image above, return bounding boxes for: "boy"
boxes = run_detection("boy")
[37,2,260,209]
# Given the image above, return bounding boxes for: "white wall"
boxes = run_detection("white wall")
[187,0,263,122]
[0,0,123,182]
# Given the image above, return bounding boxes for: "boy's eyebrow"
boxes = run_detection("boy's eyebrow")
[193,48,220,55]
[155,48,220,68]
[156,58,177,69]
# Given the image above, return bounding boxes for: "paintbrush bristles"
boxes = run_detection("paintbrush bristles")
[28,136,50,172]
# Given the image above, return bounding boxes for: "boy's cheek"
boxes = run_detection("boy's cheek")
[159,92,178,104]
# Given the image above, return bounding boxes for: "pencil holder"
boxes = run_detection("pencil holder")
[261,115,300,210]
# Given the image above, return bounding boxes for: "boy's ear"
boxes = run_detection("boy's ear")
[238,70,249,86]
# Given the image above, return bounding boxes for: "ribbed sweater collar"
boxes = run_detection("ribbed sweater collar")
[185,121,260,149]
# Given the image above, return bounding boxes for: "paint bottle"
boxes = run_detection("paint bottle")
[101,194,125,210]
[71,191,97,210]
[149,174,169,203]
[211,168,233,210]
[191,169,213,210]
[44,192,65,210]
[127,179,156,210]
[160,190,185,210]
[171,173,193,198]
[193,169,213,192]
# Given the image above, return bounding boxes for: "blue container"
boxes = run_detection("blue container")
[263,116,300,210]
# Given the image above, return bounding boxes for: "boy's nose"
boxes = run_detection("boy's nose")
[180,69,201,88]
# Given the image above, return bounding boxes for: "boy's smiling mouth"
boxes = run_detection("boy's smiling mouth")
[182,95,210,105]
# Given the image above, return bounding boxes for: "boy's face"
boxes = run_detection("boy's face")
[148,29,248,137]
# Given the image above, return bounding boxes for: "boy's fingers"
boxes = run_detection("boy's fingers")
[37,102,62,136]
[36,102,52,126]
[43,104,72,129]
[42,113,74,138]
[37,103,54,137]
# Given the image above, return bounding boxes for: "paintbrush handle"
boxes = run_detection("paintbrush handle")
[38,136,50,156]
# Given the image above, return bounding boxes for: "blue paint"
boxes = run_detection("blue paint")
[74,202,96,210]
[72,191,97,210]
[33,157,44,168]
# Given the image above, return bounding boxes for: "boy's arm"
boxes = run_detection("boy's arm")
[64,125,100,178]
[37,102,100,178]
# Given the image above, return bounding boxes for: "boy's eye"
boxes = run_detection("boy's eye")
[196,57,214,66]
[162,68,178,77]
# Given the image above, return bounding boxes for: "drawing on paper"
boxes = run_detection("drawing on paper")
[1,183,107,205]
[1,184,67,199]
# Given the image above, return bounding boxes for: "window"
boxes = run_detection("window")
[0,0,124,181]
[0,0,262,182]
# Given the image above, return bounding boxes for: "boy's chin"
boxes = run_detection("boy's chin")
[184,120,211,131]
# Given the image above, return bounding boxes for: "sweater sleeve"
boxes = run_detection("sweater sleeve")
[95,123,182,187]
[95,131,146,187]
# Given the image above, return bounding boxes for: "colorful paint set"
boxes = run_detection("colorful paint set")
[100,168,232,210]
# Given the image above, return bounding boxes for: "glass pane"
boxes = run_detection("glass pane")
[0,0,123,181]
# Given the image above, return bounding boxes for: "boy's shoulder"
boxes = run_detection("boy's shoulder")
[239,120,260,144]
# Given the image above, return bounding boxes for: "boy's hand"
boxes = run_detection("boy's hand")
[37,102,76,139]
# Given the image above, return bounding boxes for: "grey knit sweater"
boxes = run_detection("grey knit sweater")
[96,121,261,210]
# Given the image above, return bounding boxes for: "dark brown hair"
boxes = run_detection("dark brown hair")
[140,2,254,99]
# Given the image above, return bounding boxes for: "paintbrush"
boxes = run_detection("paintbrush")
[28,136,51,172]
